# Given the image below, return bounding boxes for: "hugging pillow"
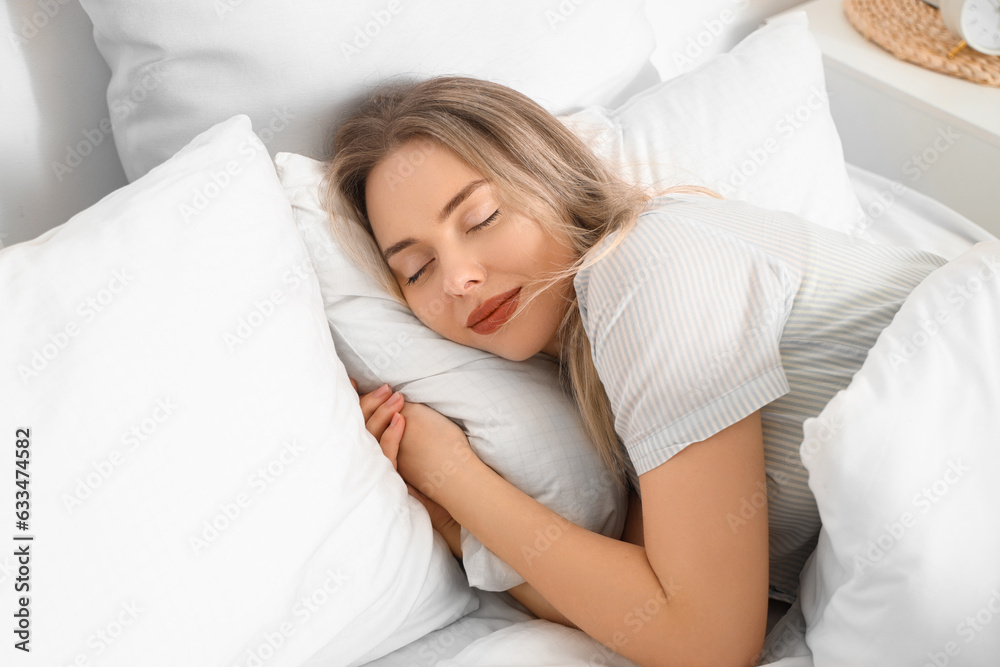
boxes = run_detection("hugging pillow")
[276,152,628,592]
[272,10,867,593]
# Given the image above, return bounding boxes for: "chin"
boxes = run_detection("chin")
[494,349,535,362]
[487,337,553,363]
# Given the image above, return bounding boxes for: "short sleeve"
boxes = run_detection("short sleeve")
[574,206,797,477]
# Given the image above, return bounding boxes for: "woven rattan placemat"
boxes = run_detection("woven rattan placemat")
[843,0,1000,87]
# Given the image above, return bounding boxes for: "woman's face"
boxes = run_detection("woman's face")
[365,138,576,361]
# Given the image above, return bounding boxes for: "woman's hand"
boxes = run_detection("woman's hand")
[393,402,483,560]
[351,378,405,469]
[350,378,468,557]
[392,400,480,504]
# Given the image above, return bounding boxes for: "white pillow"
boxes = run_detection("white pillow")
[0,115,476,667]
[797,241,1000,664]
[276,152,628,593]
[559,11,864,236]
[79,0,656,182]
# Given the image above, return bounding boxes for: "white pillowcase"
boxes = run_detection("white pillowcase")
[560,11,864,236]
[798,241,1000,664]
[0,115,476,667]
[79,0,656,182]
[276,152,628,593]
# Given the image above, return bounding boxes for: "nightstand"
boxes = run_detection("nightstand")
[782,0,1000,238]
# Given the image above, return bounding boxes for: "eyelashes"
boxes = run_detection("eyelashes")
[474,209,500,231]
[404,209,501,286]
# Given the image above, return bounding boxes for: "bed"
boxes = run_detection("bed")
[3,2,999,666]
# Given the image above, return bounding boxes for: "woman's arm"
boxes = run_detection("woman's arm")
[508,582,577,628]
[353,381,583,630]
[397,401,769,667]
[409,472,579,628]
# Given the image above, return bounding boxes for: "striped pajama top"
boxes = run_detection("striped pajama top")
[573,194,947,603]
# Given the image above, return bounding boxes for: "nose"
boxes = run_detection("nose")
[441,254,485,297]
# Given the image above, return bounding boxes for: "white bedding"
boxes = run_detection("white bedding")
[5,2,999,663]
[357,163,999,667]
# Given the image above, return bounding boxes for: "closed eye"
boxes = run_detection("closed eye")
[404,209,501,286]
[472,209,500,231]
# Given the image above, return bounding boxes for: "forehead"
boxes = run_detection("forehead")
[365,139,483,233]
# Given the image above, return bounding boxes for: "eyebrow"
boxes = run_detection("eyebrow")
[381,179,487,262]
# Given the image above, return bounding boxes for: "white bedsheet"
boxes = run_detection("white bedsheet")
[355,164,998,667]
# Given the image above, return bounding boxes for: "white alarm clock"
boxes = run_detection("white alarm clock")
[924,0,1000,56]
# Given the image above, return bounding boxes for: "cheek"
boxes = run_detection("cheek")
[406,290,450,332]
[501,221,553,267]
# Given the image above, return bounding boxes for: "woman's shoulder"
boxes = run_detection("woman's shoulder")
[637,192,776,228]
[574,193,801,306]
[581,194,765,273]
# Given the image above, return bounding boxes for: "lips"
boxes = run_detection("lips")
[466,287,521,335]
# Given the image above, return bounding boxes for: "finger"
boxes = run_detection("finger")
[365,390,404,435]
[349,377,358,393]
[379,412,404,470]
[358,383,392,422]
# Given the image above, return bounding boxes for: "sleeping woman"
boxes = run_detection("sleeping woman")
[326,76,946,666]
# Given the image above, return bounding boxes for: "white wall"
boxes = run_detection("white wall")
[1,0,128,248]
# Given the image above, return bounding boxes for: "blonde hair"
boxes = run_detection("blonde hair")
[325,76,720,493]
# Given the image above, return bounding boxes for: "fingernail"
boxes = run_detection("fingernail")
[388,391,403,406]
[391,413,402,427]
[374,384,390,398]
